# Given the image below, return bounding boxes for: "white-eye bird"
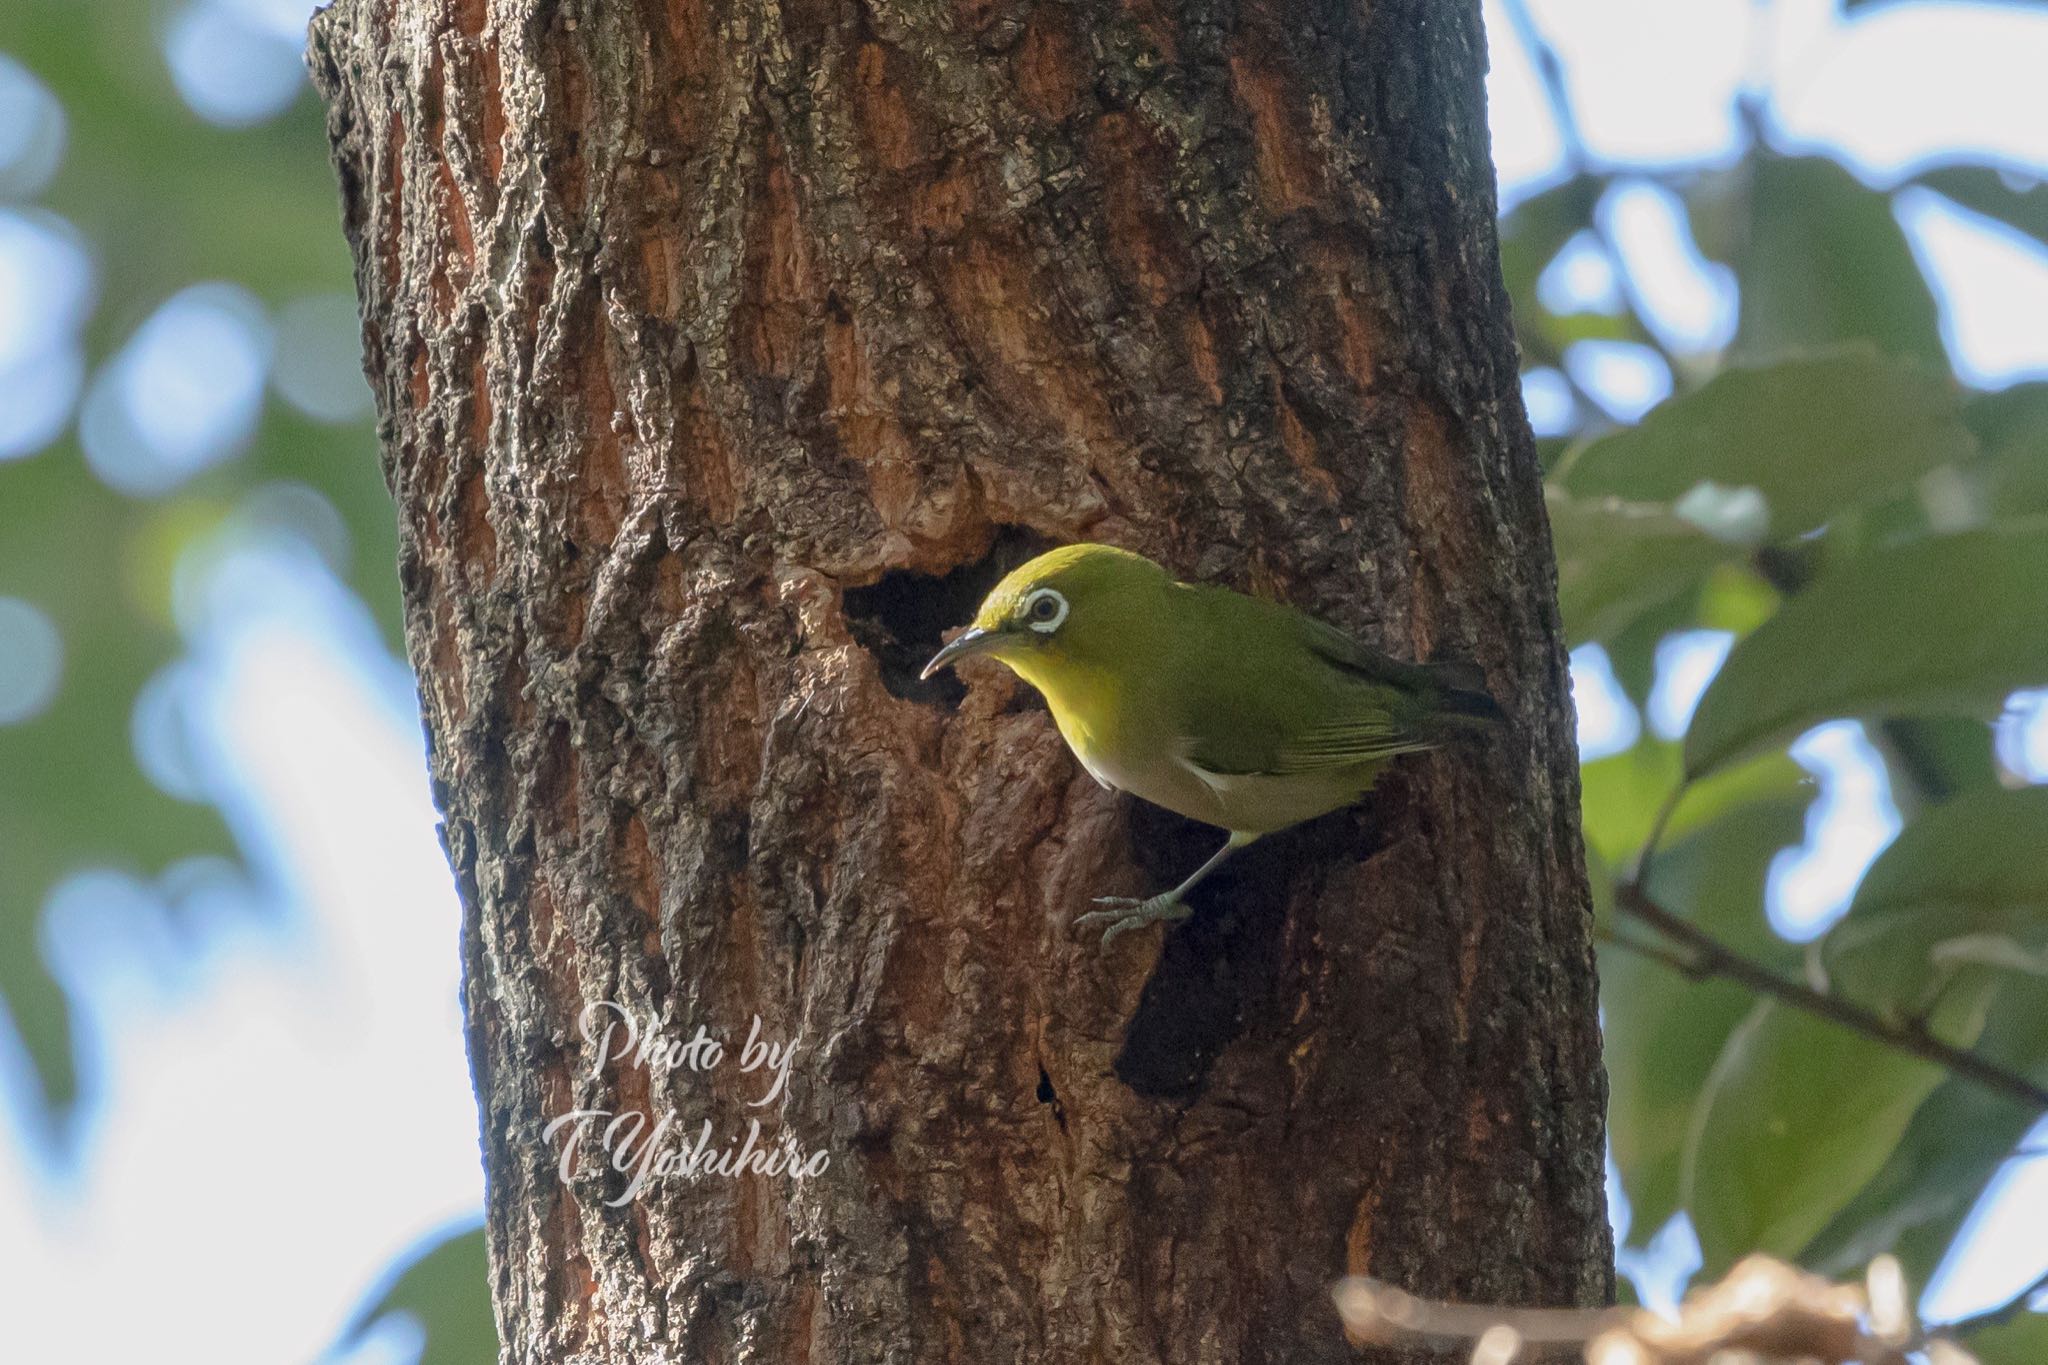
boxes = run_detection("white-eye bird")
[920,543,1503,945]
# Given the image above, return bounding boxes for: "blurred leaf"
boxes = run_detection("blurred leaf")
[1580,740,1807,869]
[1603,589,1704,708]
[1966,383,2048,517]
[1968,383,2048,453]
[1804,931,2048,1284]
[1801,1074,2038,1283]
[1500,175,1603,320]
[1683,163,1750,269]
[1680,986,1984,1276]
[1553,351,1975,542]
[1683,782,2034,1274]
[1931,933,2048,976]
[1547,490,1738,646]
[1964,1311,2048,1365]
[1602,800,1807,1238]
[1694,562,1780,638]
[1917,165,2048,247]
[1582,743,1687,869]
[1960,973,2048,1078]
[337,1223,499,1365]
[1684,526,2048,777]
[1823,786,2048,1010]
[1875,715,2002,813]
[1536,311,1658,356]
[0,0,400,1124]
[1731,154,1947,366]
[0,450,235,1113]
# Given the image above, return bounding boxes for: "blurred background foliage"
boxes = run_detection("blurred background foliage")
[1505,2,2048,1353]
[0,0,397,1123]
[1,0,2046,1361]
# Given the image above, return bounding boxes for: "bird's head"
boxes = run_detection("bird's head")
[920,543,1164,683]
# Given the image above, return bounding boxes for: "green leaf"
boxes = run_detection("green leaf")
[1823,786,2048,1008]
[1694,563,1781,638]
[1554,352,1975,542]
[1874,715,2002,812]
[1684,526,2048,778]
[1680,993,1975,1276]
[1581,743,1686,869]
[1547,490,1741,646]
[1918,165,2048,247]
[1799,791,2048,1283]
[1543,310,1636,347]
[337,1223,499,1365]
[1969,383,2048,453]
[1801,1074,2039,1284]
[1957,384,2048,458]
[1730,154,1947,366]
[1580,740,1808,870]
[1602,800,1808,1238]
[1931,932,2048,976]
[1966,384,2048,518]
[1962,1312,2048,1365]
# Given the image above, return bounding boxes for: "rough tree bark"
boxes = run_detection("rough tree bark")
[310,0,1610,1360]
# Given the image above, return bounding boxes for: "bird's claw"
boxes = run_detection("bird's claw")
[1073,894,1190,948]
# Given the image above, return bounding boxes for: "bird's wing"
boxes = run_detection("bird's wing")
[1170,584,1494,779]
[1262,713,1444,774]
[1180,623,1441,777]
[1185,694,1441,778]
[1297,615,1443,693]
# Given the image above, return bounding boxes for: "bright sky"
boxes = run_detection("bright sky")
[2,1,2047,1358]
[0,544,483,1361]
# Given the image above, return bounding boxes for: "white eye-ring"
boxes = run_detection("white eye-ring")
[1020,587,1069,634]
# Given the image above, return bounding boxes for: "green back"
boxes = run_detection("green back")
[1025,549,1498,778]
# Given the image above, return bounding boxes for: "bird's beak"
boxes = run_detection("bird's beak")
[920,626,1004,680]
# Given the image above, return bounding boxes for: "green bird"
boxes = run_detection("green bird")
[921,543,1504,945]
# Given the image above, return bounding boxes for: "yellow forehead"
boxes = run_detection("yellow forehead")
[970,543,1160,630]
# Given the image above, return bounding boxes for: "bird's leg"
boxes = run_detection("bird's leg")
[1073,831,1257,947]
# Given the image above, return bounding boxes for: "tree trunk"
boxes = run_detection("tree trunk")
[309,0,1611,1360]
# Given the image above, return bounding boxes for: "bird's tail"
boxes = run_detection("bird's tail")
[1421,659,1506,728]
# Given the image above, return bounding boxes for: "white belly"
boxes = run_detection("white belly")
[1084,744,1380,836]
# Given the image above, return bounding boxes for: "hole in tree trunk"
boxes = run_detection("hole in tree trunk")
[1113,807,1371,1098]
[1036,1066,1067,1131]
[843,526,1055,707]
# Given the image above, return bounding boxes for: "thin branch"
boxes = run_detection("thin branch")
[1597,921,1708,981]
[1497,0,1589,172]
[1630,782,1686,885]
[1497,0,1689,380]
[1613,879,2048,1112]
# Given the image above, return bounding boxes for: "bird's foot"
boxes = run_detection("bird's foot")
[1073,893,1191,947]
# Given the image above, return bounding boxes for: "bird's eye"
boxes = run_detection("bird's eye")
[1022,588,1068,633]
